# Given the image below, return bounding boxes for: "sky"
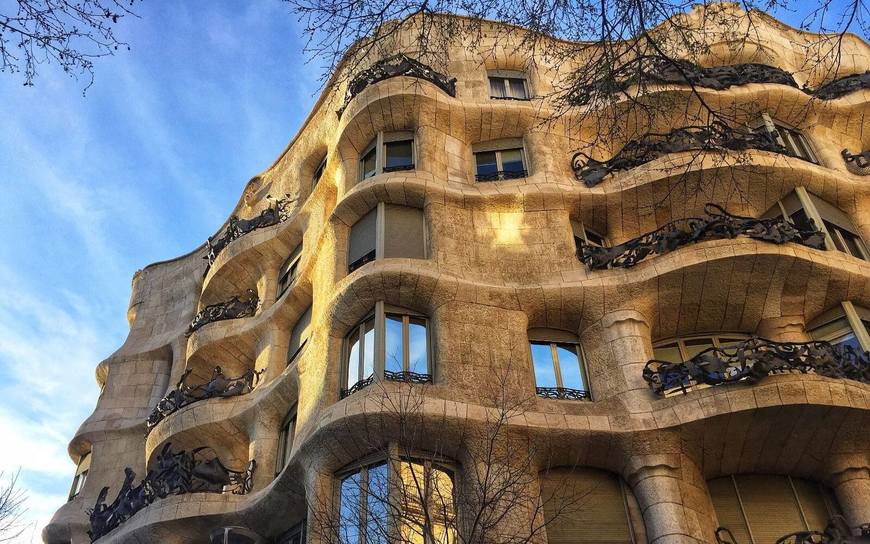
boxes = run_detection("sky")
[0,2,322,541]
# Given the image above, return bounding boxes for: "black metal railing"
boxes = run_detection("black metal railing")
[842,148,870,175]
[205,195,294,269]
[475,169,528,182]
[382,163,415,173]
[578,203,825,270]
[643,337,870,397]
[535,387,591,401]
[340,371,433,399]
[715,517,870,544]
[88,444,256,541]
[348,249,376,273]
[186,290,259,337]
[572,122,792,187]
[145,367,263,435]
[813,71,870,100]
[337,54,457,117]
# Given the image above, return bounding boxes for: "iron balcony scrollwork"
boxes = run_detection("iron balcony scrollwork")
[186,289,259,337]
[643,337,870,397]
[476,169,528,182]
[572,122,790,187]
[145,366,264,435]
[205,195,295,268]
[812,71,870,100]
[578,203,825,270]
[842,148,870,174]
[337,54,457,117]
[88,443,256,541]
[715,516,870,544]
[340,371,433,399]
[535,387,591,401]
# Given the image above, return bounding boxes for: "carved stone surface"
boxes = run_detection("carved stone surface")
[572,122,789,187]
[813,71,870,100]
[185,290,259,337]
[535,387,591,401]
[578,204,825,270]
[566,55,798,107]
[337,54,457,117]
[88,444,255,541]
[145,367,264,434]
[716,516,870,544]
[842,148,870,174]
[643,337,870,396]
[205,195,294,267]
[340,371,433,399]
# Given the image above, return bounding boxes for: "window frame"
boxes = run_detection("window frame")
[359,131,416,181]
[753,113,819,164]
[275,405,297,476]
[487,70,531,100]
[807,301,870,352]
[342,301,433,397]
[312,155,327,189]
[652,333,751,364]
[287,305,313,365]
[528,329,592,401]
[472,138,528,182]
[68,451,91,501]
[277,242,304,299]
[347,203,428,273]
[571,220,609,249]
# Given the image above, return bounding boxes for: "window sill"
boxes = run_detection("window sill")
[535,387,591,401]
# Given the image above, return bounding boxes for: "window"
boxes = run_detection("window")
[348,203,427,273]
[763,188,869,260]
[312,156,327,189]
[540,468,644,544]
[68,451,91,501]
[359,131,416,180]
[288,306,312,364]
[209,527,263,544]
[752,113,818,163]
[275,406,297,475]
[277,243,303,298]
[808,301,870,352]
[277,521,306,544]
[571,220,608,250]
[337,456,455,544]
[708,475,839,544]
[529,329,590,400]
[343,302,432,397]
[488,70,530,100]
[652,334,749,395]
[473,138,528,181]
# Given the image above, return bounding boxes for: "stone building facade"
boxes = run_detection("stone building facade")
[44,6,870,544]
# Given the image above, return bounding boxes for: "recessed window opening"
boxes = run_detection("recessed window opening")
[473,138,528,181]
[287,305,312,364]
[359,131,416,181]
[808,301,870,352]
[68,451,91,501]
[652,334,750,396]
[312,156,327,189]
[571,220,608,250]
[277,243,303,299]
[529,329,591,400]
[275,406,297,476]
[488,70,530,100]
[752,113,818,163]
[347,203,427,273]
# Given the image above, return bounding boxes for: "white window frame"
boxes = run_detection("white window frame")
[359,131,416,181]
[487,70,531,100]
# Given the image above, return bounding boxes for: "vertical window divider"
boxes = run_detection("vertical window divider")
[374,302,386,380]
[375,202,385,260]
[402,315,411,372]
[731,475,756,544]
[375,132,385,175]
[360,467,370,544]
[549,343,564,388]
[842,301,870,351]
[794,186,836,250]
[788,476,812,531]
[619,478,638,544]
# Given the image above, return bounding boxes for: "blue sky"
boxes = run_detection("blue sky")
[0,2,320,541]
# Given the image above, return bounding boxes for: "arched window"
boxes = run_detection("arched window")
[337,456,455,544]
[275,405,296,476]
[708,475,839,544]
[528,329,591,400]
[68,451,90,501]
[808,301,870,352]
[347,203,427,273]
[287,305,312,364]
[343,302,432,397]
[539,468,645,544]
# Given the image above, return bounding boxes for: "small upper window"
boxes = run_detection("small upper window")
[275,406,297,476]
[528,329,590,400]
[68,451,91,501]
[348,204,427,273]
[359,131,416,180]
[488,70,530,100]
[312,156,327,189]
[753,113,818,163]
[473,138,527,181]
[277,243,303,299]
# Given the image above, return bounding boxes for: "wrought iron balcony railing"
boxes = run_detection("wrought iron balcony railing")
[145,367,263,434]
[205,195,294,269]
[578,204,825,270]
[337,54,457,117]
[88,444,256,542]
[340,370,433,399]
[186,290,259,337]
[535,387,591,401]
[715,517,870,544]
[643,337,870,397]
[842,148,870,175]
[572,122,791,187]
[475,169,528,182]
[813,71,870,100]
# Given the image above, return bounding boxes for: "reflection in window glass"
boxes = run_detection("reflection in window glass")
[530,342,557,388]
[508,78,527,98]
[556,345,584,391]
[489,77,506,98]
[408,318,428,375]
[366,464,390,544]
[363,319,375,379]
[475,151,498,179]
[346,329,361,388]
[385,314,404,373]
[385,140,414,170]
[653,343,682,363]
[361,147,377,179]
[683,338,715,360]
[500,149,525,175]
[340,473,361,544]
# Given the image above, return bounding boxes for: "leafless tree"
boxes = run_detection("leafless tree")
[0,471,28,543]
[0,0,139,90]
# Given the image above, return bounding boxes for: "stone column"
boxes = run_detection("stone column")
[626,454,718,544]
[830,466,870,528]
[248,412,280,492]
[598,309,655,413]
[260,324,289,383]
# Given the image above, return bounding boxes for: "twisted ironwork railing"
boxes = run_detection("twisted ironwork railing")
[572,122,790,187]
[644,337,870,397]
[476,169,528,182]
[145,367,264,434]
[535,387,591,401]
[205,195,294,269]
[88,444,255,541]
[578,203,825,270]
[186,289,259,337]
[340,371,433,399]
[813,71,870,100]
[715,517,870,544]
[337,54,456,117]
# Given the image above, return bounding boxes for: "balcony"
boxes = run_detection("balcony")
[475,169,528,182]
[642,337,870,397]
[186,290,259,337]
[88,444,256,542]
[715,517,870,544]
[577,203,825,270]
[535,387,591,401]
[205,195,294,269]
[340,370,433,399]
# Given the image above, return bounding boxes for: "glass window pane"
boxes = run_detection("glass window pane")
[346,328,360,388]
[810,317,852,343]
[500,148,525,175]
[789,209,813,232]
[475,151,498,179]
[507,78,528,98]
[408,318,428,375]
[366,464,390,544]
[531,342,557,388]
[840,229,867,260]
[824,221,848,253]
[489,77,505,97]
[556,344,584,391]
[363,318,375,379]
[716,337,746,351]
[429,465,455,537]
[653,342,682,363]
[683,338,715,360]
[361,147,377,179]
[833,332,861,352]
[340,472,361,544]
[385,140,414,170]
[385,314,404,373]
[288,306,312,361]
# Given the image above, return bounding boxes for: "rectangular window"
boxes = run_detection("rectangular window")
[384,140,414,172]
[359,132,416,180]
[776,124,818,163]
[348,208,377,272]
[360,146,377,180]
[68,452,91,501]
[530,341,590,399]
[277,243,303,298]
[312,157,327,188]
[349,204,427,274]
[275,408,297,475]
[287,306,312,363]
[474,148,527,181]
[572,220,608,250]
[488,75,530,100]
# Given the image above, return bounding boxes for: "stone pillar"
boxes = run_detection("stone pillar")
[248,412,280,492]
[756,316,810,343]
[830,466,870,528]
[260,324,289,383]
[599,309,655,413]
[626,454,718,544]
